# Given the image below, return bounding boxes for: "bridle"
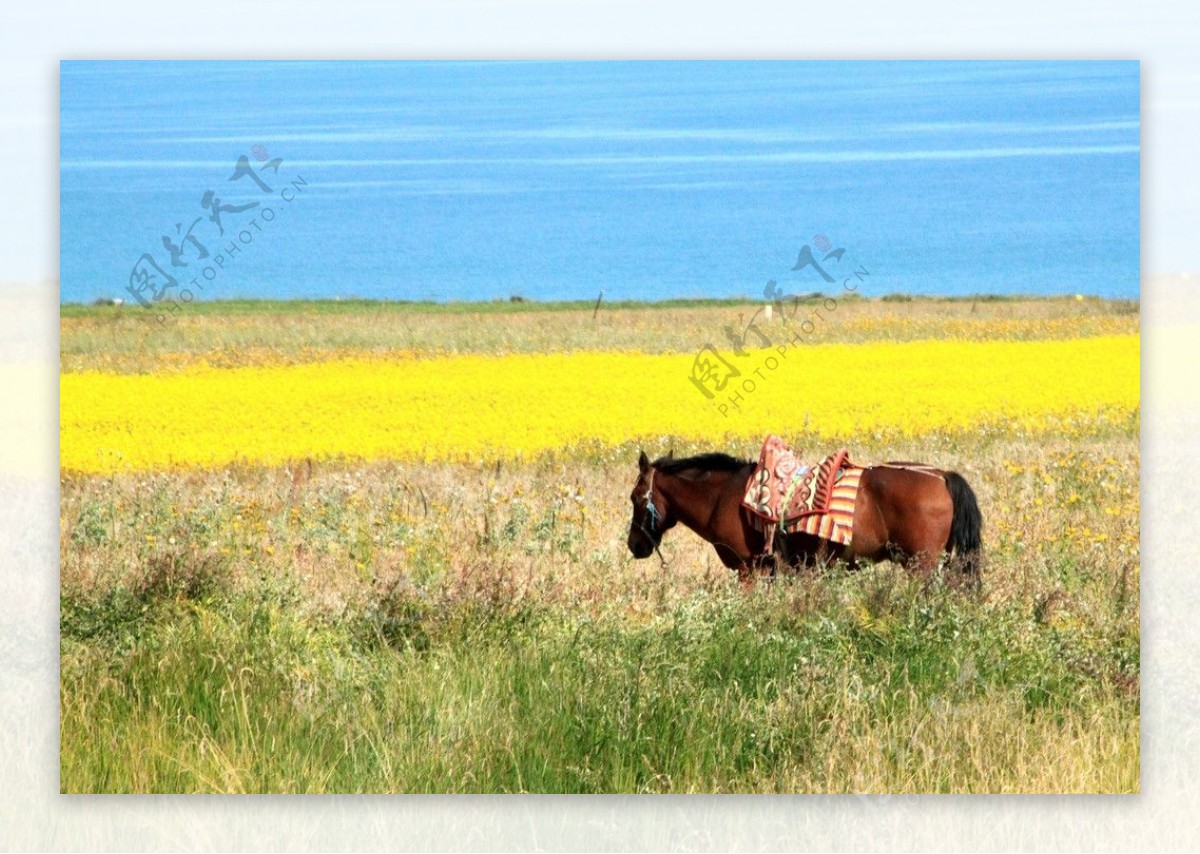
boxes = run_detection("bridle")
[636,467,669,566]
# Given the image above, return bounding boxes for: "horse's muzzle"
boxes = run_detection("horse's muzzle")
[627,536,655,559]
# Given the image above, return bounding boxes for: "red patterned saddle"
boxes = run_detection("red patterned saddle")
[742,435,863,550]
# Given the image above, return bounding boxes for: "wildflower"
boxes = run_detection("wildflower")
[60,335,1139,474]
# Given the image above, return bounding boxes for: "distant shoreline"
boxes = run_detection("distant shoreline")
[60,292,1138,318]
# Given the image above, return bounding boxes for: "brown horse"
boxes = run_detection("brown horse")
[625,449,982,585]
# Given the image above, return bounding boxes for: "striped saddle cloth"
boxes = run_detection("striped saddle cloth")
[742,436,863,547]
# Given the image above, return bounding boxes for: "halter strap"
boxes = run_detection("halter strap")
[637,467,669,566]
[643,468,661,533]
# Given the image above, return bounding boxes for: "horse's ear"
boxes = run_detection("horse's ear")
[638,450,650,473]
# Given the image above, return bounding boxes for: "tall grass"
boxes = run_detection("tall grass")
[60,575,1136,793]
[60,431,1139,793]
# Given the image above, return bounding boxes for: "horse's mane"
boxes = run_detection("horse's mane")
[652,452,752,475]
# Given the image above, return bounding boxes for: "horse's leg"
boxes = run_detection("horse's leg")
[858,469,958,577]
[847,476,890,566]
[841,549,863,573]
[774,532,789,576]
[817,539,853,572]
[915,477,966,586]
[710,539,760,590]
[906,548,943,589]
[708,473,768,591]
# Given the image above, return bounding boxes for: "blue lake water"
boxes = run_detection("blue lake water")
[60,60,1140,304]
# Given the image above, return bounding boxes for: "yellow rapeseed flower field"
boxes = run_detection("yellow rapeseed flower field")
[60,335,1138,474]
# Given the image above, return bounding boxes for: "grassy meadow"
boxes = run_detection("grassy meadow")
[59,296,1140,793]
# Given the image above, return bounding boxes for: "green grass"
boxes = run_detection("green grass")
[60,563,1136,794]
[60,429,1139,793]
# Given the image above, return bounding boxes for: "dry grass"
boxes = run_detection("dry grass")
[60,427,1139,793]
[60,296,1138,374]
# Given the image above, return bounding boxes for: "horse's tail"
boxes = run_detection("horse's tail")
[943,471,983,577]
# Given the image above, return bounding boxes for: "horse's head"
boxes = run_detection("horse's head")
[627,449,676,559]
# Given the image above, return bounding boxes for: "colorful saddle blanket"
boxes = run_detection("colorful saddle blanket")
[742,435,863,547]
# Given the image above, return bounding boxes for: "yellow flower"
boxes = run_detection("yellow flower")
[61,335,1138,474]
